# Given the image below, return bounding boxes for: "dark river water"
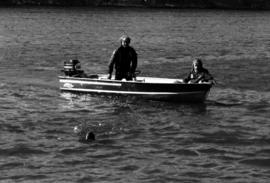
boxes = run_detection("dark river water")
[1,7,270,182]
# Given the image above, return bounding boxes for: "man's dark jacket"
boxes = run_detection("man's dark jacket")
[184,68,213,83]
[108,46,137,80]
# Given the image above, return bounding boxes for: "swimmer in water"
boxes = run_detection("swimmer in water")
[74,125,95,142]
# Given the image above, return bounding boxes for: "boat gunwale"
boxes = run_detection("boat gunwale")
[58,76,213,86]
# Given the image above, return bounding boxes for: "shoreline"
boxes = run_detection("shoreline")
[0,1,270,10]
[0,5,269,11]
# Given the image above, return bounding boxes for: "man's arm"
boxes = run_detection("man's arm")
[108,50,117,79]
[130,48,137,73]
[183,72,192,83]
[202,69,213,81]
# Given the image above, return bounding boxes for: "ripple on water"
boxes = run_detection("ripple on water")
[239,158,270,168]
[1,123,24,133]
[172,149,200,157]
[0,144,48,157]
[0,175,48,182]
[0,162,25,170]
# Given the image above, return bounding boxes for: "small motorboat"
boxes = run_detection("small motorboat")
[59,60,213,103]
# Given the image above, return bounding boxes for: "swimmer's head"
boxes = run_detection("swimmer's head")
[86,131,95,141]
[74,125,95,142]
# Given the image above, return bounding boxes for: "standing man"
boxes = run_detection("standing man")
[108,35,137,80]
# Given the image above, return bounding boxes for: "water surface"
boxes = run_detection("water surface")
[0,7,270,182]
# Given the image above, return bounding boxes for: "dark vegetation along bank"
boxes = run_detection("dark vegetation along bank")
[1,0,270,10]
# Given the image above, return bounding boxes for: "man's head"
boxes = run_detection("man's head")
[192,58,203,72]
[120,35,131,48]
[74,125,95,142]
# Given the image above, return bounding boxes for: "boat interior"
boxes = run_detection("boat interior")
[96,74,182,84]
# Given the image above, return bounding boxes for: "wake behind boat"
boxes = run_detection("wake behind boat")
[59,60,213,103]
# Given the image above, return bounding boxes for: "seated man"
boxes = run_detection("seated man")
[107,35,137,80]
[183,58,214,84]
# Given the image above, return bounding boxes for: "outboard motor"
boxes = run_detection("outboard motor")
[63,59,83,77]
